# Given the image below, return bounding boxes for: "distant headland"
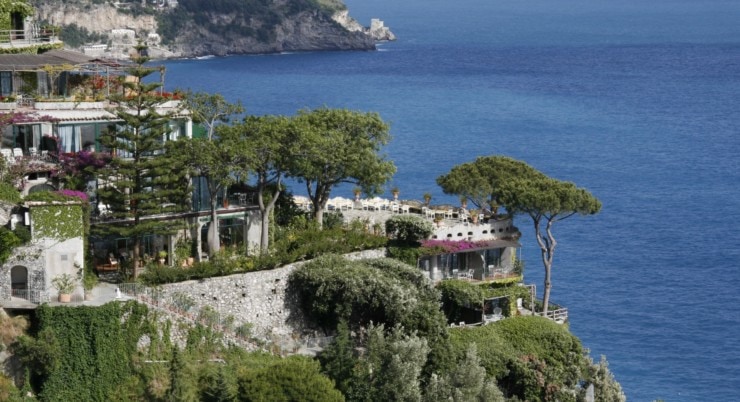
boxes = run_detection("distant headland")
[33,0,395,60]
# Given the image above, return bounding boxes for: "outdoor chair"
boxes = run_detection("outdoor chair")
[1,149,12,163]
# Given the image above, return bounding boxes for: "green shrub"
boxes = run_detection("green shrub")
[385,214,433,245]
[437,281,533,322]
[288,254,446,337]
[387,245,424,266]
[13,302,153,400]
[12,225,31,244]
[448,316,588,401]
[238,356,343,402]
[0,228,21,264]
[0,182,21,203]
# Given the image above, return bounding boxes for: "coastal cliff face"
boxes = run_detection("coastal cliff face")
[35,4,157,35]
[172,9,375,57]
[31,1,390,58]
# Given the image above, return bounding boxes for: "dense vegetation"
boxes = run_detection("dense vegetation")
[140,220,387,285]
[156,0,346,45]
[5,302,345,401]
[58,23,108,49]
[286,255,624,401]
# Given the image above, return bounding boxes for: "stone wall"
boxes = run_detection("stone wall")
[158,249,386,340]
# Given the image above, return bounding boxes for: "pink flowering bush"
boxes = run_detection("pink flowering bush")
[57,189,88,201]
[420,239,490,255]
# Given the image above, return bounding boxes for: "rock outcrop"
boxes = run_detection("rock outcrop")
[332,10,396,42]
[171,10,376,57]
[32,2,394,59]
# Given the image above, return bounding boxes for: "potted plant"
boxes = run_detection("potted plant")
[391,187,400,200]
[52,273,76,303]
[82,269,98,301]
[158,250,168,265]
[470,208,480,224]
[175,239,191,267]
[353,187,362,201]
[423,192,432,206]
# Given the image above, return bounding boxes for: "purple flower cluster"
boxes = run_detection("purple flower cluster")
[420,239,490,254]
[57,189,88,201]
[55,151,111,180]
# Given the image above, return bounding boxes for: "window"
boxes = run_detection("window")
[0,72,12,96]
[13,124,41,152]
[58,126,80,153]
[486,248,503,267]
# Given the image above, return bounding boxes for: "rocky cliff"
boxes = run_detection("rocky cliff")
[171,9,376,57]
[32,1,393,59]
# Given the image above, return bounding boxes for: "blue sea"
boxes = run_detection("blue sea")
[160,0,740,400]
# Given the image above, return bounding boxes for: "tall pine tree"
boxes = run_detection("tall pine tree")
[96,44,190,278]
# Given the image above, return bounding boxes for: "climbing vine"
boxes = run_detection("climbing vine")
[25,191,88,242]
[30,204,83,240]
[14,301,153,401]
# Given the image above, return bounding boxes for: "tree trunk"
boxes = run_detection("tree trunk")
[209,197,220,254]
[258,183,281,253]
[534,216,557,317]
[132,237,140,280]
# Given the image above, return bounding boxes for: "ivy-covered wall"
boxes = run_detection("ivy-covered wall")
[0,202,85,303]
[0,0,34,32]
[31,203,84,240]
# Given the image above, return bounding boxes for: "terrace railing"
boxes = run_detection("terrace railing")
[10,288,50,304]
[0,28,59,45]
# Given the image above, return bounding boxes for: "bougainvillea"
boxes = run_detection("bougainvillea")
[56,189,88,201]
[420,239,491,255]
[55,151,111,191]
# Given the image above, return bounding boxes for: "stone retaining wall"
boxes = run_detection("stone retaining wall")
[159,249,386,339]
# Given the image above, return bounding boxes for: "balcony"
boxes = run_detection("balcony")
[0,27,62,51]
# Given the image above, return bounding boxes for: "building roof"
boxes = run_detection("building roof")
[459,239,521,253]
[34,109,117,122]
[0,49,129,71]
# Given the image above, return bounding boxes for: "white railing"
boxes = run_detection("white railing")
[535,307,569,323]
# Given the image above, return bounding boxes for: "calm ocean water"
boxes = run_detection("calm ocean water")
[160,0,740,399]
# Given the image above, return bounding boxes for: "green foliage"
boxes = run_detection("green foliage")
[139,225,387,285]
[0,182,21,203]
[436,281,532,323]
[12,224,31,244]
[448,316,588,401]
[322,211,344,229]
[289,255,446,336]
[320,323,429,402]
[437,155,546,210]
[184,91,244,140]
[96,45,190,275]
[289,254,453,377]
[238,356,344,402]
[13,302,153,401]
[157,0,335,45]
[0,373,25,402]
[59,23,107,49]
[424,344,506,402]
[220,114,296,251]
[385,214,433,246]
[386,245,424,266]
[0,42,63,55]
[30,203,84,240]
[289,107,396,227]
[51,273,76,294]
[0,227,21,264]
[580,355,626,402]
